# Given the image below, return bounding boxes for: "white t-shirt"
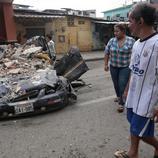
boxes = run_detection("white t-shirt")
[47,40,56,57]
[125,33,158,118]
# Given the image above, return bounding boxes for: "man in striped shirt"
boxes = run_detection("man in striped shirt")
[114,2,158,158]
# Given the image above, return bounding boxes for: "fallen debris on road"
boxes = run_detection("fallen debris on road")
[0,39,89,119]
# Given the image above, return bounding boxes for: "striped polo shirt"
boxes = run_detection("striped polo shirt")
[125,33,158,118]
[105,36,135,67]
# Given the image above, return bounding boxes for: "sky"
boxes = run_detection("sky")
[13,0,141,17]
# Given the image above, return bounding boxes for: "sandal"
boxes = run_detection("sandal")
[117,106,124,113]
[114,97,120,102]
[114,150,129,158]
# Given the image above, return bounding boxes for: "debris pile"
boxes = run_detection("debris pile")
[0,39,89,118]
[0,41,52,102]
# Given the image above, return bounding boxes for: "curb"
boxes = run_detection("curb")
[84,57,104,62]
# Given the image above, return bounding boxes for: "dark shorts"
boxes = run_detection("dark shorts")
[127,108,154,137]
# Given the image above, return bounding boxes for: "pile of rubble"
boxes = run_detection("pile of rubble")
[0,38,89,118]
[0,44,51,76]
[0,41,52,102]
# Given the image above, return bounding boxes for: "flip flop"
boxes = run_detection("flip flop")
[117,106,124,113]
[114,150,129,158]
[114,97,120,102]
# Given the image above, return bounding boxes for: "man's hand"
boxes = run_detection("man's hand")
[153,107,158,122]
[104,65,109,71]
[104,54,109,72]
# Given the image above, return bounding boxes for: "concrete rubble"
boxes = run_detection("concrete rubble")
[0,39,53,102]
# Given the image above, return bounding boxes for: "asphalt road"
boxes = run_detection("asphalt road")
[0,60,155,158]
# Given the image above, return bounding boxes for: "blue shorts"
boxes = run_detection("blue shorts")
[127,108,154,137]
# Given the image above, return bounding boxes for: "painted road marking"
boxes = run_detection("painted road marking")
[77,95,115,106]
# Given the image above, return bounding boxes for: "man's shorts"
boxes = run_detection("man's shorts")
[127,108,154,137]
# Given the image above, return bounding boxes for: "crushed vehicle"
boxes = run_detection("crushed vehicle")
[0,45,89,119]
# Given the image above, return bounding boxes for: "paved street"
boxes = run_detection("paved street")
[0,60,155,158]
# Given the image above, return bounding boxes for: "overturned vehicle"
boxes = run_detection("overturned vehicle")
[0,47,89,119]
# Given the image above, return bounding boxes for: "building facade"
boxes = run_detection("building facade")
[14,6,97,53]
[103,4,134,21]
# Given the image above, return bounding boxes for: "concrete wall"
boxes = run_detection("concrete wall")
[53,18,69,54]
[76,17,92,51]
[45,16,92,53]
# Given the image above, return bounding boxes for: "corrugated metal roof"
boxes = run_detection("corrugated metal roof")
[14,14,65,18]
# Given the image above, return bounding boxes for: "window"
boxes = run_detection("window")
[127,12,129,18]
[116,14,120,17]
[67,17,74,26]
[119,17,125,21]
[78,11,82,15]
[107,16,110,20]
[78,21,85,25]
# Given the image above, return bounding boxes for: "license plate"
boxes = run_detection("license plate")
[14,103,34,114]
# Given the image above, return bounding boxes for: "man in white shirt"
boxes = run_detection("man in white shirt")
[46,34,56,62]
[114,2,158,158]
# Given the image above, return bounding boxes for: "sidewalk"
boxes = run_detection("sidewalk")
[57,50,105,62]
[81,50,104,61]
